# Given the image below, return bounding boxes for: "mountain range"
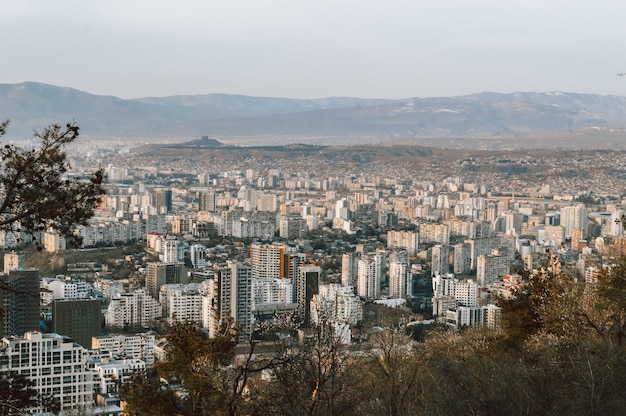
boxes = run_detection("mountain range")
[1,82,626,148]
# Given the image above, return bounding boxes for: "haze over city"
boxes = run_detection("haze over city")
[3,1,626,100]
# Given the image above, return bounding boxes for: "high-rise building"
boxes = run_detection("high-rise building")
[454,279,479,307]
[279,215,307,239]
[0,332,94,413]
[431,245,451,277]
[284,252,306,283]
[214,261,253,337]
[199,190,217,212]
[341,252,359,288]
[311,284,362,326]
[296,265,320,327]
[420,223,450,245]
[145,262,188,299]
[476,251,509,286]
[387,230,419,256]
[105,289,162,328]
[189,244,209,269]
[250,243,285,280]
[504,212,525,235]
[162,239,185,263]
[0,267,40,338]
[453,243,472,275]
[252,277,294,306]
[52,298,101,349]
[560,204,588,239]
[389,250,412,298]
[153,188,172,214]
[159,283,204,325]
[356,253,383,299]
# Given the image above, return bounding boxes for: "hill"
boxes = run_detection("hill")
[2,82,626,147]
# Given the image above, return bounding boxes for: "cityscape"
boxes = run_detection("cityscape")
[1,122,626,414]
[3,1,626,415]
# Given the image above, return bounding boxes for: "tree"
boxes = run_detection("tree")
[0,120,104,415]
[0,371,38,415]
[0,120,104,248]
[362,329,423,416]
[133,321,237,415]
[118,372,181,416]
[249,325,367,416]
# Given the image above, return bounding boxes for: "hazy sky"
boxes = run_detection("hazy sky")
[2,1,626,99]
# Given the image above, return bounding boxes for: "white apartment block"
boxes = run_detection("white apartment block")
[0,332,94,413]
[93,278,126,301]
[420,223,450,245]
[252,277,293,306]
[91,358,145,395]
[201,279,219,338]
[454,279,479,308]
[357,253,383,299]
[41,278,93,300]
[389,256,412,298]
[250,243,284,280]
[560,204,588,239]
[476,253,510,286]
[92,333,156,367]
[105,289,162,328]
[386,230,419,256]
[189,244,209,269]
[311,284,362,326]
[445,304,501,330]
[159,283,204,325]
[341,252,358,288]
[162,239,185,263]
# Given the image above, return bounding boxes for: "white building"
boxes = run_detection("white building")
[189,244,209,269]
[159,283,204,325]
[389,251,412,298]
[252,277,293,306]
[105,289,162,328]
[311,284,363,326]
[454,279,479,307]
[560,204,589,239]
[92,333,156,367]
[0,332,94,413]
[91,358,145,395]
[387,230,419,256]
[357,253,383,299]
[41,277,93,300]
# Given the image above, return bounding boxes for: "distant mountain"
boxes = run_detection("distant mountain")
[2,82,626,147]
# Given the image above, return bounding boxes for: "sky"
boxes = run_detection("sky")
[2,0,626,100]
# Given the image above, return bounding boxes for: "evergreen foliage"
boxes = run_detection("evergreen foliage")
[0,120,104,248]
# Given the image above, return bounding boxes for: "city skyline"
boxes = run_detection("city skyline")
[3,1,626,100]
